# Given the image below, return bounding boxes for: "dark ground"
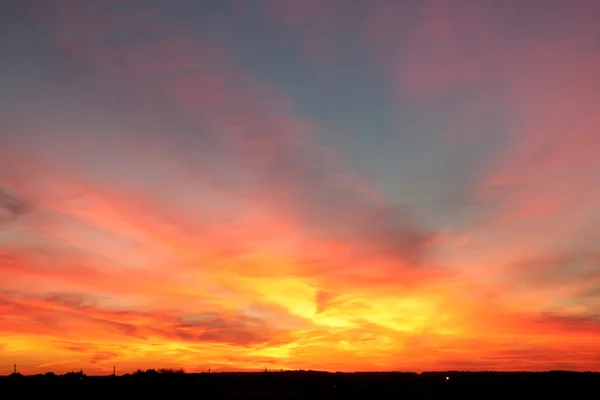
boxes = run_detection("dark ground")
[2,370,599,399]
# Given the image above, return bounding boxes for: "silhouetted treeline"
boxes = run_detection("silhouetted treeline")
[2,370,599,399]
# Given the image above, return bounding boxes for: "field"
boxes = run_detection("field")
[2,370,599,399]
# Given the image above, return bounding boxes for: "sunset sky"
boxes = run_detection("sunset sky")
[1,0,600,375]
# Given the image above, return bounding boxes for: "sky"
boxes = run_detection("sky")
[1,0,600,375]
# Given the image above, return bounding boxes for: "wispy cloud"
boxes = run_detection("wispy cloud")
[0,187,30,225]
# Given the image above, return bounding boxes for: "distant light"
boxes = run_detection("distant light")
[445,376,450,381]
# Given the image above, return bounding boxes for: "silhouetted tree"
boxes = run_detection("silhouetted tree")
[158,368,185,375]
[64,370,86,380]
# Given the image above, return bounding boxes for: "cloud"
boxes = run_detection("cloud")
[363,0,600,303]
[90,352,119,364]
[508,253,600,288]
[315,291,332,314]
[3,0,444,296]
[0,187,30,224]
[264,0,366,65]
[0,291,294,347]
[66,345,90,354]
[536,313,600,334]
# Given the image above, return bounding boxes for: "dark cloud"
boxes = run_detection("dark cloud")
[350,204,435,266]
[476,343,600,371]
[578,286,600,299]
[91,318,144,338]
[197,329,266,346]
[507,252,600,291]
[52,339,99,353]
[150,311,287,347]
[90,352,118,364]
[1,291,290,347]
[0,187,30,223]
[537,313,600,334]
[43,292,102,309]
[174,312,263,330]
[298,202,436,268]
[66,345,90,353]
[315,290,332,314]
